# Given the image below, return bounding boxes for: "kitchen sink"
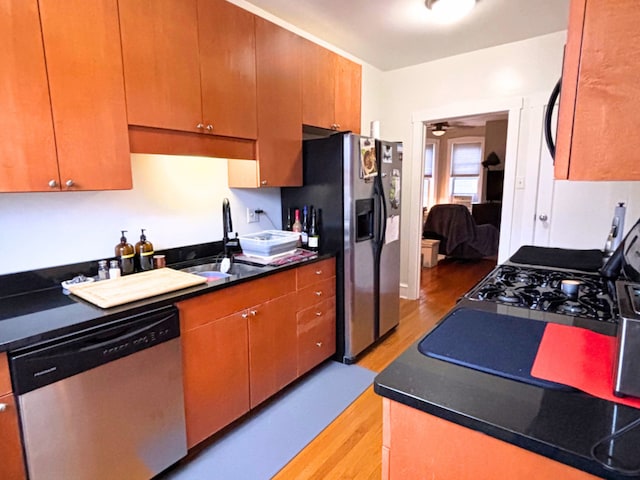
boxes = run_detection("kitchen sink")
[181,261,270,277]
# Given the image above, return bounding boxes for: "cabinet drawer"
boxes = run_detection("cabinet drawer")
[178,269,296,331]
[297,277,335,311]
[296,258,335,289]
[0,353,10,396]
[297,297,336,375]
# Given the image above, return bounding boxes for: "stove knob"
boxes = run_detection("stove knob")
[538,214,548,222]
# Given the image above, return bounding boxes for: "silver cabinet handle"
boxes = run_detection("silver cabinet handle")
[314,291,323,296]
[250,310,257,316]
[241,312,249,319]
[196,123,204,129]
[538,214,548,221]
[48,179,58,188]
[316,342,323,347]
[315,270,323,275]
[0,403,7,412]
[65,179,74,188]
[206,124,213,131]
[315,311,322,316]
[260,180,267,186]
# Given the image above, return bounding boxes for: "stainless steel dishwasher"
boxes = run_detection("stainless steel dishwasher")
[9,306,187,480]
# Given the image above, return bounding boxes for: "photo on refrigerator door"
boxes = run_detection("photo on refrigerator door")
[382,144,393,163]
[389,168,401,209]
[360,137,378,178]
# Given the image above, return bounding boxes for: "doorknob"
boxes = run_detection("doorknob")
[538,214,548,222]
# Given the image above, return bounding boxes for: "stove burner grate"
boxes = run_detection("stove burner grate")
[467,265,617,322]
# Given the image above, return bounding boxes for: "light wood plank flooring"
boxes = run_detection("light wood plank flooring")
[273,257,496,480]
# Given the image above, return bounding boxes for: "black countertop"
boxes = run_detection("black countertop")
[374,304,640,480]
[0,246,332,353]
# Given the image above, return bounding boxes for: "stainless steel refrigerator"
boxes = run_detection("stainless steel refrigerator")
[281,131,402,363]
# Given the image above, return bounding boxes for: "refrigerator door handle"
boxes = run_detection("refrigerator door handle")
[374,180,387,247]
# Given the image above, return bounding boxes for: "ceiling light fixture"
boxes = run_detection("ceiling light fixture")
[425,0,477,24]
[432,124,447,136]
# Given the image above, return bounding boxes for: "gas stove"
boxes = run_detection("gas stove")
[462,264,618,335]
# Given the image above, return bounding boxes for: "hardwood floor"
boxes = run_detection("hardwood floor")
[273,257,496,480]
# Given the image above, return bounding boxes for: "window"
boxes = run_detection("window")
[423,140,437,210]
[448,138,484,203]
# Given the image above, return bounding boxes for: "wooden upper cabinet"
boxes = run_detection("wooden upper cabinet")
[0,0,131,192]
[39,0,131,191]
[302,39,336,130]
[198,0,257,140]
[302,39,362,134]
[229,17,302,188]
[555,0,640,180]
[0,0,58,192]
[119,0,257,140]
[119,0,202,132]
[334,54,362,134]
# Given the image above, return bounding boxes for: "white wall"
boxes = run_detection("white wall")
[376,32,567,295]
[0,155,282,274]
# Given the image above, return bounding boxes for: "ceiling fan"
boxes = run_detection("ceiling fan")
[427,121,476,136]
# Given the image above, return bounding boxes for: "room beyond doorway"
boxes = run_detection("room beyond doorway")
[403,96,524,301]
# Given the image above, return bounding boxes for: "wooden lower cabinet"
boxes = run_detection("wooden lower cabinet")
[295,258,337,376]
[177,261,338,448]
[0,353,27,480]
[248,293,298,408]
[382,398,599,480]
[297,296,336,375]
[177,269,297,447]
[180,311,250,449]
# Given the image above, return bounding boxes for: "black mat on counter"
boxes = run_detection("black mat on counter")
[509,246,603,272]
[417,308,571,390]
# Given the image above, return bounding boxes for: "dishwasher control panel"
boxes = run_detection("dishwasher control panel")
[103,325,173,358]
[10,306,180,395]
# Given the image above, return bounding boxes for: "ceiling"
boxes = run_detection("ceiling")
[242,0,570,71]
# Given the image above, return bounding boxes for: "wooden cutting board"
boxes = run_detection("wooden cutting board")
[67,268,207,308]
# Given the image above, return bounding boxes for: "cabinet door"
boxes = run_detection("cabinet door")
[198,0,257,140]
[0,352,26,480]
[334,55,362,135]
[40,0,131,190]
[0,0,58,192]
[252,18,302,187]
[555,0,640,180]
[248,292,298,408]
[0,394,26,480]
[119,0,202,132]
[181,312,250,449]
[302,39,336,130]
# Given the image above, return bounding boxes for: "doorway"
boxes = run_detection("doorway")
[423,112,508,224]
[403,97,524,300]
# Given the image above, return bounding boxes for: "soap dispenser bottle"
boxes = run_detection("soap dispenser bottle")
[135,229,155,271]
[115,230,135,275]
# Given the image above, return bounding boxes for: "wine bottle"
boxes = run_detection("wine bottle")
[308,207,319,252]
[292,208,302,247]
[301,205,309,247]
[285,207,293,231]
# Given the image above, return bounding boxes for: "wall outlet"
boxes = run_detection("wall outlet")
[246,208,259,223]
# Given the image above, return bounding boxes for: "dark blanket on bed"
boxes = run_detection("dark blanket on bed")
[423,204,499,259]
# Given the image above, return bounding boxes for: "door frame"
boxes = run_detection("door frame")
[403,96,523,300]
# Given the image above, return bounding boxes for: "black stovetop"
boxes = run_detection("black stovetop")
[464,264,618,334]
